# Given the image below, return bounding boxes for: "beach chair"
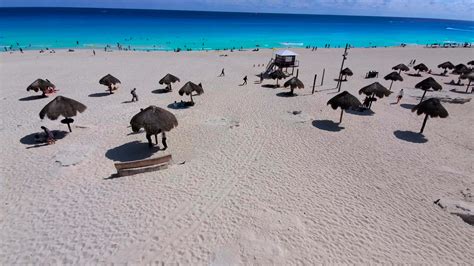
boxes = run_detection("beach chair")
[112,154,172,177]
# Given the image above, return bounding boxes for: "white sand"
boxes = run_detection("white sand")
[1,47,473,264]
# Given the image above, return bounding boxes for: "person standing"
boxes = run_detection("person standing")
[219,68,225,77]
[41,126,56,144]
[396,89,404,104]
[242,75,247,85]
[131,88,138,102]
[93,50,95,56]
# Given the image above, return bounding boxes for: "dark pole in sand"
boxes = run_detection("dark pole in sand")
[336,44,349,92]
[420,114,429,134]
[296,69,299,78]
[312,74,317,94]
[321,69,325,86]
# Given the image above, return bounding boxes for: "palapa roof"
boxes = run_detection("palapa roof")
[99,74,121,86]
[283,77,304,89]
[392,63,409,72]
[359,82,392,98]
[415,77,442,91]
[130,105,178,134]
[39,96,87,120]
[460,71,474,81]
[384,71,404,82]
[467,60,474,66]
[341,67,353,76]
[327,91,362,110]
[159,73,180,85]
[27,79,55,93]
[437,61,455,69]
[269,69,287,80]
[413,63,429,72]
[452,64,470,74]
[412,98,448,118]
[178,81,204,96]
[275,50,298,56]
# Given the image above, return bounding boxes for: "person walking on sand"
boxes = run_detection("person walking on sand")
[41,126,55,145]
[93,50,95,56]
[242,75,247,85]
[131,88,138,102]
[396,89,404,104]
[219,68,225,77]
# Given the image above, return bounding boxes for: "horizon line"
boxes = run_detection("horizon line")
[1,6,473,23]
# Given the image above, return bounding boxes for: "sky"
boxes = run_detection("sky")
[1,0,473,21]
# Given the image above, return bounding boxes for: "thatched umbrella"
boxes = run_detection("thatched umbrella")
[27,79,55,96]
[411,98,448,134]
[130,105,178,148]
[452,63,470,78]
[99,74,121,94]
[340,67,353,81]
[415,77,442,103]
[438,61,455,71]
[384,71,403,91]
[39,96,87,132]
[392,63,409,74]
[327,91,362,123]
[283,77,304,95]
[467,60,474,66]
[269,69,287,86]
[159,73,180,91]
[359,82,391,109]
[460,71,474,93]
[413,63,429,75]
[178,81,204,103]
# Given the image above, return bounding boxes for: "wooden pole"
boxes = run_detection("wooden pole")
[296,69,299,78]
[420,90,427,104]
[339,109,344,124]
[312,74,317,94]
[389,80,394,91]
[321,68,325,86]
[336,43,349,92]
[420,114,429,134]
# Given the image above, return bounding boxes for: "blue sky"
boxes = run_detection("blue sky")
[1,0,473,21]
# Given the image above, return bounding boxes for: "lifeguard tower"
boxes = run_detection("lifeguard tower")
[263,50,299,77]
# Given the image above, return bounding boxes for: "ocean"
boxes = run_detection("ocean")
[0,7,473,51]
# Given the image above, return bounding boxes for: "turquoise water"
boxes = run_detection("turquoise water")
[0,7,473,51]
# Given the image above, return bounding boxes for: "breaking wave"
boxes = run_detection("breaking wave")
[446,27,474,32]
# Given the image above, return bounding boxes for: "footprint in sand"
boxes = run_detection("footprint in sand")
[205,117,240,128]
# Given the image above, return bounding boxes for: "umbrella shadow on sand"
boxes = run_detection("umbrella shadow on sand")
[276,92,297,97]
[449,89,471,94]
[393,130,428,143]
[20,130,69,148]
[400,103,417,110]
[167,102,193,110]
[152,88,172,94]
[88,92,111,97]
[312,120,344,132]
[261,84,280,89]
[346,108,374,116]
[18,95,47,102]
[105,141,160,162]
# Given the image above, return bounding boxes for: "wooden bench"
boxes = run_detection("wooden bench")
[113,154,172,177]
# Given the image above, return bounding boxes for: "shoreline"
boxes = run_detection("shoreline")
[3,43,474,54]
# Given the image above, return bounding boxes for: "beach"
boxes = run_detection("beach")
[0,47,473,264]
